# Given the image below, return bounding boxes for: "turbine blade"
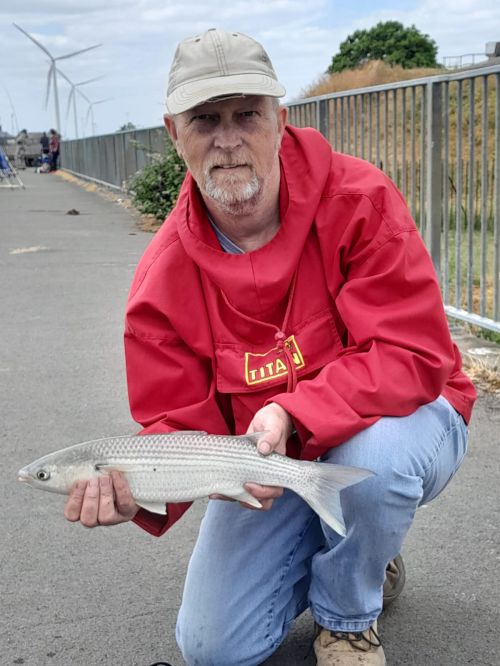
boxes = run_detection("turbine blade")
[56,43,102,61]
[76,75,105,87]
[45,67,53,109]
[13,23,53,59]
[66,89,74,120]
[76,89,91,104]
[56,67,73,85]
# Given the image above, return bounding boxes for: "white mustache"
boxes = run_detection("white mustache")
[207,155,250,170]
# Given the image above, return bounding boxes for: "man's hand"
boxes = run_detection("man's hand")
[64,471,139,528]
[248,401,293,456]
[210,402,293,511]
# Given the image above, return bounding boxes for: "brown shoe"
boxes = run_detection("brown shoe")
[313,620,385,665]
[382,554,406,609]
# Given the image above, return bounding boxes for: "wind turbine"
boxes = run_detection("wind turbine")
[57,68,104,139]
[0,82,19,135]
[77,89,112,137]
[84,98,113,136]
[12,23,102,133]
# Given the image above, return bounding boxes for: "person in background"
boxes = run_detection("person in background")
[49,129,60,171]
[64,28,476,666]
[14,129,28,169]
[40,131,49,156]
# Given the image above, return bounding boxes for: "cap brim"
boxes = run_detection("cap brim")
[166,73,286,114]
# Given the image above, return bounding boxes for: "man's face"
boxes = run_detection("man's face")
[165,96,287,211]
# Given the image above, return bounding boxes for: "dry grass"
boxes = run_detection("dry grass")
[139,214,163,232]
[301,60,443,98]
[462,354,500,394]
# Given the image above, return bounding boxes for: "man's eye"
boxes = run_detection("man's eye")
[192,114,216,122]
[240,111,257,118]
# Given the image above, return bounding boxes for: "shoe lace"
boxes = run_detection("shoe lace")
[328,625,382,651]
[307,622,381,659]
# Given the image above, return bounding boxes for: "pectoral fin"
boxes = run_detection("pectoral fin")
[136,500,168,515]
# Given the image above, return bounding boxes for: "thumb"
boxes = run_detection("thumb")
[247,424,274,455]
[257,437,273,455]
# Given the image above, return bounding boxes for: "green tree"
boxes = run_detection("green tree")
[328,21,439,73]
[117,122,137,132]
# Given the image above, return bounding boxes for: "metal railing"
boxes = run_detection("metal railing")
[61,126,168,190]
[288,63,500,334]
[442,54,487,69]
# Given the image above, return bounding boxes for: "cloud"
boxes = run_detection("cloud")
[1,0,499,137]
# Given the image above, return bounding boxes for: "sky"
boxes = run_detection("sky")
[1,0,499,139]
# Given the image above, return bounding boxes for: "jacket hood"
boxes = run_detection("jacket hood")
[175,125,333,318]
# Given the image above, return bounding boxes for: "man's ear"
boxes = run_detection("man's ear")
[164,114,177,139]
[277,105,288,137]
[164,114,182,157]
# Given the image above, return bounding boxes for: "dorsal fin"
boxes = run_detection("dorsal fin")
[174,430,209,436]
[233,431,269,446]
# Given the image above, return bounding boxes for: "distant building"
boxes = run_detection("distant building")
[0,126,14,145]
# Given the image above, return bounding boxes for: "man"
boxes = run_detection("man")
[40,131,49,155]
[65,28,476,665]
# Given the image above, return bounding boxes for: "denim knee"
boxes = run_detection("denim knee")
[176,612,275,666]
[322,398,468,535]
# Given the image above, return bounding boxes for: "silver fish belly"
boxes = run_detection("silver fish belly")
[18,431,374,536]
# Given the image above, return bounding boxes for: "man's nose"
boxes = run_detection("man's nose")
[213,122,243,151]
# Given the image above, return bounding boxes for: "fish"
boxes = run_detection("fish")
[18,431,374,536]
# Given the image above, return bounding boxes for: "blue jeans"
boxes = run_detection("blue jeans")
[176,396,468,666]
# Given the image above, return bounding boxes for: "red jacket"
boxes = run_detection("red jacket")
[125,126,476,536]
[49,134,59,152]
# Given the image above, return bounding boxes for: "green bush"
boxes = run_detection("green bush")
[127,140,186,221]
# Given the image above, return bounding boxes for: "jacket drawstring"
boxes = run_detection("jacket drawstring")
[218,270,299,393]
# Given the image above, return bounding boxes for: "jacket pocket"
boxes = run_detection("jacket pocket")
[213,309,344,395]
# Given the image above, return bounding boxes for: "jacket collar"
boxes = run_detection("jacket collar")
[176,125,333,318]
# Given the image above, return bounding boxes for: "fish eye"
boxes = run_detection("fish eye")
[36,470,51,481]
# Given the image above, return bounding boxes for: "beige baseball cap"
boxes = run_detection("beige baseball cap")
[166,28,286,114]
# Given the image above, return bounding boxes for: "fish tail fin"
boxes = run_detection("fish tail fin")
[295,462,374,537]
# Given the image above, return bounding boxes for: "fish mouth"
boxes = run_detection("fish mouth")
[18,469,31,482]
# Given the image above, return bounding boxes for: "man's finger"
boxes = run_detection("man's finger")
[256,431,280,455]
[64,480,87,522]
[209,493,236,502]
[79,478,100,527]
[244,482,283,501]
[97,475,116,525]
[111,471,139,518]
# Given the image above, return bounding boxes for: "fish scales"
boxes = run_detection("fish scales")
[18,431,374,536]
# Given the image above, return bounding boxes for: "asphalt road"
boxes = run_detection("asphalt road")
[1,170,499,666]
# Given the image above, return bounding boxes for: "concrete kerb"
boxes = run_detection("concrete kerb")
[55,168,158,232]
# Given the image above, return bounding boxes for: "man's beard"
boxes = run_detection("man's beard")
[201,161,262,214]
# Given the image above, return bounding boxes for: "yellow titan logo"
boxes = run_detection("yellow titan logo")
[244,335,305,386]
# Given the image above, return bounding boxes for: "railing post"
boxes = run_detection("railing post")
[318,100,328,138]
[425,80,443,278]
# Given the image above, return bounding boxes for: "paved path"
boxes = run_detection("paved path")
[1,170,499,666]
